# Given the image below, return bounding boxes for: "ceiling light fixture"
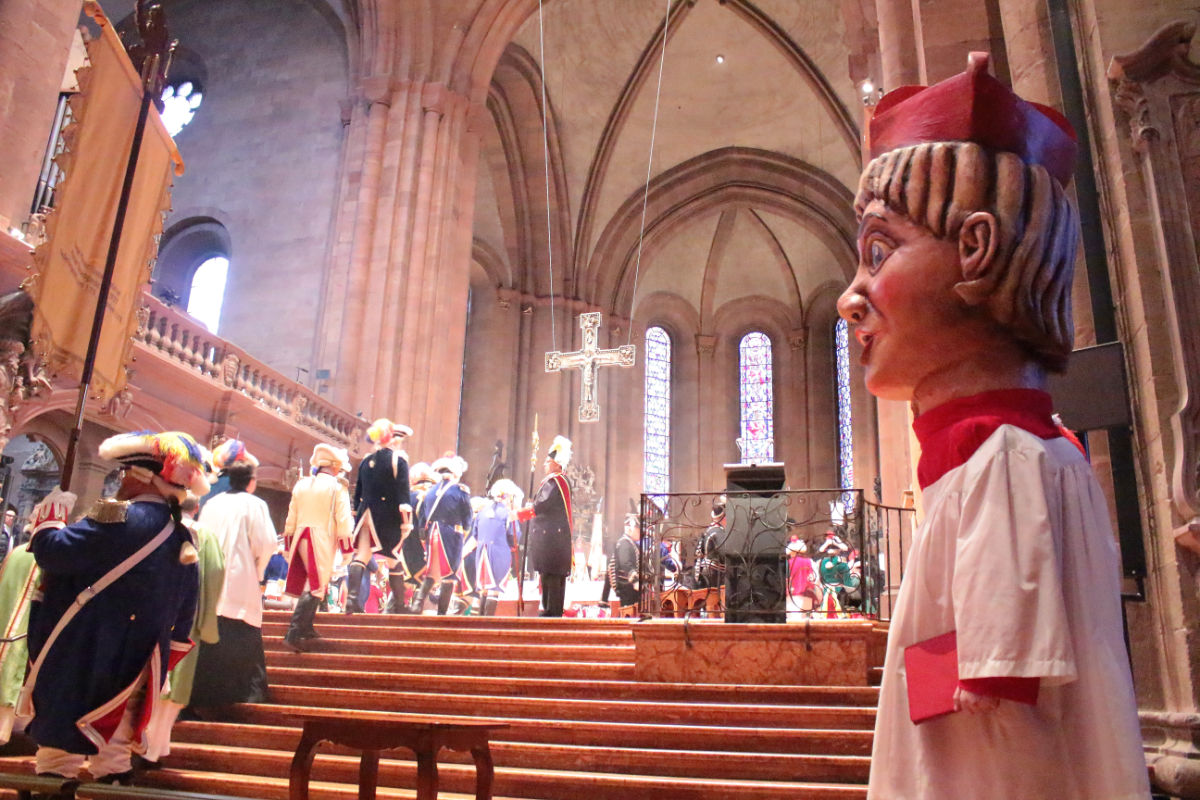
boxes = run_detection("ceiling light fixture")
[715,54,725,65]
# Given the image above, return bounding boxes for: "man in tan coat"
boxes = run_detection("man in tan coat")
[282,443,354,651]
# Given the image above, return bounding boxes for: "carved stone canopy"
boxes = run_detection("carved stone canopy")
[1109,21,1200,553]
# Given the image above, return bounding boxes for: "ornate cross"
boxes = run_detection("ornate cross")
[546,312,636,422]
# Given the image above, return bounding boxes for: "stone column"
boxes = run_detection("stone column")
[876,0,922,89]
[694,334,718,490]
[0,0,80,230]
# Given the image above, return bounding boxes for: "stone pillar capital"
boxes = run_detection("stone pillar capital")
[421,83,448,116]
[789,328,806,350]
[359,75,392,107]
[695,334,717,356]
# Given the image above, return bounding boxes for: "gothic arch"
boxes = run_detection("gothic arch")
[487,45,573,295]
[589,147,856,316]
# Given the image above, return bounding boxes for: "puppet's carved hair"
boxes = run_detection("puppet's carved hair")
[856,141,1078,372]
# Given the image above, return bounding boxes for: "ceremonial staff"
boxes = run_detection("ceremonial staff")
[516,415,538,616]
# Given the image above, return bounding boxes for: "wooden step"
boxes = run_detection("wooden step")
[219,707,875,756]
[169,723,870,782]
[264,637,634,662]
[136,769,522,800]
[157,744,868,800]
[263,685,877,729]
[263,611,634,630]
[265,651,636,681]
[264,666,880,705]
[262,621,634,645]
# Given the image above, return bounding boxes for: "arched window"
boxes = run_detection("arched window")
[739,331,774,463]
[643,326,671,496]
[835,318,854,506]
[160,81,203,138]
[187,256,229,332]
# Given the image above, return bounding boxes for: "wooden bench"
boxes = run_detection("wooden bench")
[288,713,508,800]
[0,772,78,800]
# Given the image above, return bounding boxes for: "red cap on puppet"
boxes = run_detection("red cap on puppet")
[867,52,1078,186]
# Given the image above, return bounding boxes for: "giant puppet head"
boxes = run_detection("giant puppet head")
[838,53,1080,403]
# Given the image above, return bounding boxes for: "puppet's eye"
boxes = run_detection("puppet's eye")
[868,239,897,273]
[869,241,890,271]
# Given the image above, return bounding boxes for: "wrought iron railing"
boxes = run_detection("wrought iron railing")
[632,490,915,621]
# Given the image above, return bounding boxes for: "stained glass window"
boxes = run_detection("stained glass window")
[643,327,671,497]
[835,318,854,508]
[739,332,774,463]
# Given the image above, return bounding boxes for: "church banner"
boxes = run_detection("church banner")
[28,2,184,402]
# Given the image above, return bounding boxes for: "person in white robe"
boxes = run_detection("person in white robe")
[836,52,1149,800]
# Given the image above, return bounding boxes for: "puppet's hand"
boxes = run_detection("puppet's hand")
[30,487,77,535]
[953,685,1000,714]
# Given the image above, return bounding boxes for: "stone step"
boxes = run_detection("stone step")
[265,650,636,681]
[264,665,880,705]
[263,636,633,662]
[93,769,514,800]
[262,620,634,645]
[264,685,877,729]
[170,723,871,782]
[158,744,868,799]
[222,707,875,756]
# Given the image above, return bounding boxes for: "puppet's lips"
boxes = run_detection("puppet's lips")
[856,329,875,362]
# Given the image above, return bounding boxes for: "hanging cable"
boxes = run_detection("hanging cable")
[626,0,673,346]
[537,0,557,350]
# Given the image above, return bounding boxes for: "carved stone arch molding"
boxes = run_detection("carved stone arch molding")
[1109,23,1200,546]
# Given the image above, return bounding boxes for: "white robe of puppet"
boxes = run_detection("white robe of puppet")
[283,472,354,598]
[869,425,1149,800]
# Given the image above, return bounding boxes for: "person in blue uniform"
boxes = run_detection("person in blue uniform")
[413,455,472,615]
[395,462,436,612]
[21,431,208,783]
[350,419,413,613]
[471,478,523,616]
[518,436,574,617]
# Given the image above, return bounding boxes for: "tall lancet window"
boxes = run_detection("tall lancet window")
[835,318,854,507]
[643,326,672,497]
[739,331,774,463]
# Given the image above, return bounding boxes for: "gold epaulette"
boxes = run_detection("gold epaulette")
[86,498,130,524]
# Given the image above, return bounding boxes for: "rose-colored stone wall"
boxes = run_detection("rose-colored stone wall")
[161,0,348,381]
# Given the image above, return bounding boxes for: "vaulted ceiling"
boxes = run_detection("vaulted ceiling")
[474,0,867,331]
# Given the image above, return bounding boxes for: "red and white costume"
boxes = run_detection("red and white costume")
[869,389,1149,799]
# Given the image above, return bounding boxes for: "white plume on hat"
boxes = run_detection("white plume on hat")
[488,478,524,506]
[548,435,572,467]
[432,454,468,479]
[310,443,350,473]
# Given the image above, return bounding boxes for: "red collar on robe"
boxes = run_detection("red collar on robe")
[912,388,1061,490]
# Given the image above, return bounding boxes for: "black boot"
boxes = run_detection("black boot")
[284,592,319,652]
[436,579,457,615]
[409,576,435,613]
[387,574,411,614]
[344,561,366,614]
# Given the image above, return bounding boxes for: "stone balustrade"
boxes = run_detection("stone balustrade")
[136,293,365,450]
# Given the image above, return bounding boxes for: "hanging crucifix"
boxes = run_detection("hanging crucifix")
[546,312,636,422]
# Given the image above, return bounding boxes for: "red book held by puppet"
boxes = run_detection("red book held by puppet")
[904,630,1039,723]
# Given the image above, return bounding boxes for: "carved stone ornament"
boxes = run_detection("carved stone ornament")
[1109,21,1200,553]
[221,353,240,387]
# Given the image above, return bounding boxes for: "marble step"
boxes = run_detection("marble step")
[159,743,868,800]
[225,706,875,755]
[265,650,636,681]
[264,684,878,729]
[263,636,633,662]
[170,722,871,782]
[265,665,879,705]
[262,620,634,645]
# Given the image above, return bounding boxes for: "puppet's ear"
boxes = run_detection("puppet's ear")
[954,211,999,306]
